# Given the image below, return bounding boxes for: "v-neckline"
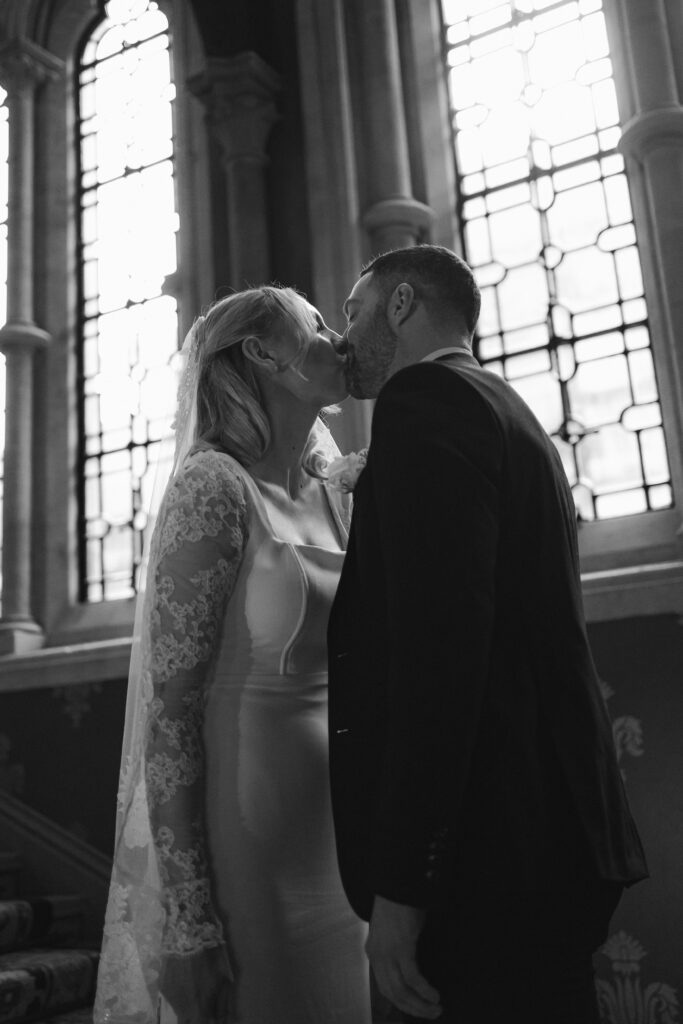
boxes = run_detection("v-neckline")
[247,474,347,552]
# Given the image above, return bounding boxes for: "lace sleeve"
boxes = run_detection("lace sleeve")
[144,449,248,957]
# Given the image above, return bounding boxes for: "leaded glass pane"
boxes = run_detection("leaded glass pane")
[442,0,673,520]
[78,0,178,602]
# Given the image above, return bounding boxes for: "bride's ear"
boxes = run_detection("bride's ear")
[242,336,279,375]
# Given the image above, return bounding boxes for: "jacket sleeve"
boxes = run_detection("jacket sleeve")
[367,364,503,907]
[144,450,248,955]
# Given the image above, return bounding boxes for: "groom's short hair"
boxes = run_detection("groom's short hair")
[361,244,481,336]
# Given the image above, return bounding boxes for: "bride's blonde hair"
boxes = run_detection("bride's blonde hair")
[194,286,333,476]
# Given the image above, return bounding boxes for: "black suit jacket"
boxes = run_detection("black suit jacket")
[328,353,648,922]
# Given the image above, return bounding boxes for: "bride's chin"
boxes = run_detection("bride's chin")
[325,372,350,405]
[315,383,347,412]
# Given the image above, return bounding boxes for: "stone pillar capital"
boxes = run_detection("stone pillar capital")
[362,197,435,253]
[188,53,281,167]
[0,321,51,351]
[362,197,435,234]
[619,106,683,160]
[0,37,63,96]
[188,53,281,287]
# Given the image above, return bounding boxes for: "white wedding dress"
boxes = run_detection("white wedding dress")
[95,447,371,1024]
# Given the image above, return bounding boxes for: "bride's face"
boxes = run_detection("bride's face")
[278,301,348,406]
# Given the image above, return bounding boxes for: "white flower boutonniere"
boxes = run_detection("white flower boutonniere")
[325,449,368,493]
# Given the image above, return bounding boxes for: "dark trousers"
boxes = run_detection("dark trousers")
[404,880,622,1024]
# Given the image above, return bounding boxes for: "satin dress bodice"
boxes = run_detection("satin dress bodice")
[203,470,371,1024]
[213,475,345,681]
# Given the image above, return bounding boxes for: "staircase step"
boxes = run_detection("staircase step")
[0,947,98,1024]
[0,857,21,902]
[0,898,86,955]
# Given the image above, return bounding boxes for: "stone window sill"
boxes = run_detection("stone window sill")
[0,562,681,693]
[0,636,131,692]
[582,560,683,622]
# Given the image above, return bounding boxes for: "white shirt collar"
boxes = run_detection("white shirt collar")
[421,346,474,363]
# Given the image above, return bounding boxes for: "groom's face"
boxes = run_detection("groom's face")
[342,273,398,399]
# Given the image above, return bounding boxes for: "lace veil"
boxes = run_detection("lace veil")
[94,312,342,1023]
[94,316,213,1024]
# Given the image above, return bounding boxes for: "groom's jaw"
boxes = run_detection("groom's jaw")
[346,372,375,400]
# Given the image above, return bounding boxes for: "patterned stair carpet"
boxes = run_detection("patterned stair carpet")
[0,947,98,1024]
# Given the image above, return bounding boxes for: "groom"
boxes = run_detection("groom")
[327,245,648,1023]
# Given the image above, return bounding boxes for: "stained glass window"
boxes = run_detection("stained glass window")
[0,88,8,605]
[442,0,673,521]
[78,0,179,602]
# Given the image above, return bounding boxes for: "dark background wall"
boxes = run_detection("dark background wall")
[587,615,682,1014]
[0,679,127,852]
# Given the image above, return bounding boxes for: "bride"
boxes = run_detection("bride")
[94,286,371,1024]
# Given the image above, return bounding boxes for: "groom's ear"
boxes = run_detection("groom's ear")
[387,283,416,328]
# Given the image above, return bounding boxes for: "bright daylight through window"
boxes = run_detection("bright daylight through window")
[78,0,179,603]
[442,0,673,522]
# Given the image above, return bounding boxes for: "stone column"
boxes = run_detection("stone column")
[349,0,433,253]
[0,39,62,654]
[189,53,281,290]
[295,0,372,452]
[604,0,683,543]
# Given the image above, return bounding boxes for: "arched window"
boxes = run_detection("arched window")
[78,0,179,603]
[441,0,672,522]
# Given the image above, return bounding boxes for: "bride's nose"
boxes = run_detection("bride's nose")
[331,332,347,356]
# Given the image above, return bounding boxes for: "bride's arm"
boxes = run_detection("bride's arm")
[144,451,249,958]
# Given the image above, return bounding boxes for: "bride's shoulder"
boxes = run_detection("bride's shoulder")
[174,447,251,508]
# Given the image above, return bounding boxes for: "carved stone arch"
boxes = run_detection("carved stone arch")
[0,0,43,41]
[0,0,93,47]
[36,0,101,68]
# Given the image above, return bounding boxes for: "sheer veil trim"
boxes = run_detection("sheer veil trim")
[95,317,231,1024]
[171,315,203,477]
[94,317,346,1024]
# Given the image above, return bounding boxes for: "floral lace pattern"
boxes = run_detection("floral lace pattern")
[95,450,249,1023]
